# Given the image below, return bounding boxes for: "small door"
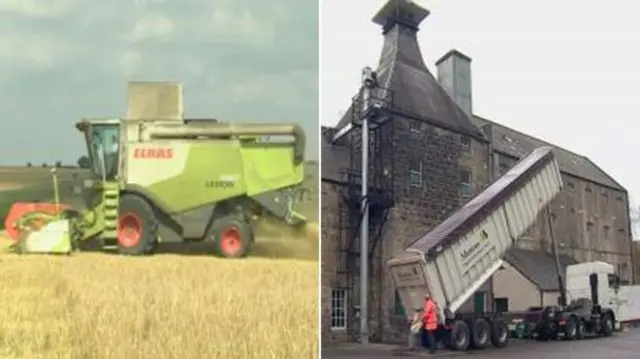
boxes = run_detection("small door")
[494,297,509,313]
[474,291,486,313]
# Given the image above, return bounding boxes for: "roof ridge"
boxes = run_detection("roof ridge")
[475,114,624,191]
[474,114,588,159]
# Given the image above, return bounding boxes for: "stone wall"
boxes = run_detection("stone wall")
[320,181,349,344]
[634,242,640,283]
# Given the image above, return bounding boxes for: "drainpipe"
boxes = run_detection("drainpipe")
[625,192,635,284]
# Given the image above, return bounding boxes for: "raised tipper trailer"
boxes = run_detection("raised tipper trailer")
[387,146,564,351]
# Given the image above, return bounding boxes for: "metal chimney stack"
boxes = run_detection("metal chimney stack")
[435,50,473,119]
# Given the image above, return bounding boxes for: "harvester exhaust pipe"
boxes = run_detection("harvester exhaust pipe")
[51,167,60,213]
[148,123,306,164]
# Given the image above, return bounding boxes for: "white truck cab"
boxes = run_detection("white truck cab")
[565,261,640,328]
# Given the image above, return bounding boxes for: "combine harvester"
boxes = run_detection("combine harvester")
[3,82,308,258]
[388,147,640,351]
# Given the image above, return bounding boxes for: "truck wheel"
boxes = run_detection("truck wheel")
[117,195,158,255]
[563,316,578,340]
[209,215,252,258]
[575,320,585,340]
[448,320,470,351]
[470,318,491,349]
[601,314,614,337]
[490,318,509,348]
[536,323,550,341]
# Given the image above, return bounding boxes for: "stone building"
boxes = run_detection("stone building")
[321,0,634,345]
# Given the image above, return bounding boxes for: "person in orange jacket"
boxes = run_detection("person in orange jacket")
[423,294,439,354]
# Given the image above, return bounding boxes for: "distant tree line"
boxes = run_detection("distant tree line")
[24,155,90,169]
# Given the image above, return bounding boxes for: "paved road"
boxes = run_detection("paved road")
[323,330,640,358]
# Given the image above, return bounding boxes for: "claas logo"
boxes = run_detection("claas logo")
[133,148,174,159]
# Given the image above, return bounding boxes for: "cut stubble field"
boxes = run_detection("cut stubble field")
[0,233,319,359]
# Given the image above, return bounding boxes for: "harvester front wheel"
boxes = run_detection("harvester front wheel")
[117,195,157,256]
[209,215,252,258]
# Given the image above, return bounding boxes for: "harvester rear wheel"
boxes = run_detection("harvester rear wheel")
[117,195,157,256]
[209,215,252,258]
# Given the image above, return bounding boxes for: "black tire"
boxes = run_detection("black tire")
[470,318,491,349]
[208,214,252,258]
[536,323,550,341]
[575,319,585,340]
[448,320,470,351]
[117,194,158,256]
[490,318,509,348]
[564,316,578,340]
[601,313,614,337]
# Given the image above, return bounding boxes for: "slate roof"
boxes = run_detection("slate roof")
[473,116,624,191]
[334,0,486,141]
[504,248,577,292]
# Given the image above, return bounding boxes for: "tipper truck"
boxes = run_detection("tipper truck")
[387,146,640,351]
[387,147,563,351]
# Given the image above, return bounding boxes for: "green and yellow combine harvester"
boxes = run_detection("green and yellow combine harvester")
[3,82,308,258]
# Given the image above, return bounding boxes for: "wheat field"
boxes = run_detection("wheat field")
[0,226,319,359]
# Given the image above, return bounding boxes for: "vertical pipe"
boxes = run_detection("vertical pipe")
[547,207,566,306]
[359,67,372,343]
[51,168,60,215]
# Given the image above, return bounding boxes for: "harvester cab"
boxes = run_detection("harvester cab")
[4,81,309,258]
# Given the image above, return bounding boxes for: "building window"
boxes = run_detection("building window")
[331,289,347,330]
[603,225,610,240]
[409,121,420,133]
[585,187,592,194]
[460,136,471,152]
[601,192,609,202]
[566,182,575,189]
[394,290,406,316]
[494,298,509,313]
[460,168,472,199]
[408,160,423,188]
[619,263,630,284]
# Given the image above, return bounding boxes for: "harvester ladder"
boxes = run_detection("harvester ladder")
[101,183,120,240]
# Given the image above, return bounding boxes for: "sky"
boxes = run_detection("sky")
[0,0,319,163]
[321,0,640,236]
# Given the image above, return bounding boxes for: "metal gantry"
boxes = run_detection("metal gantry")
[334,67,394,343]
